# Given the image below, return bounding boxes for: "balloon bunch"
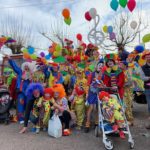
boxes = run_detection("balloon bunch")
[22,47,36,61]
[85,8,97,21]
[62,8,71,25]
[103,25,116,41]
[110,0,136,12]
[0,36,16,48]
[49,43,62,58]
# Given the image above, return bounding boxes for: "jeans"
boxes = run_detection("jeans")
[145,89,150,113]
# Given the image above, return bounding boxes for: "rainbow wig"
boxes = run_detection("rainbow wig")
[53,84,66,99]
[26,83,44,100]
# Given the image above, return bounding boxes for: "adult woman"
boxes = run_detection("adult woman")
[52,84,71,136]
[19,83,44,133]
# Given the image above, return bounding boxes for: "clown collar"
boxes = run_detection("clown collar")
[105,65,122,77]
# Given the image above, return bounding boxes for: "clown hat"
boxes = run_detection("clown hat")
[99,91,110,100]
[104,53,117,63]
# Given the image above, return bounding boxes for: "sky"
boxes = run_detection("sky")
[0,0,150,52]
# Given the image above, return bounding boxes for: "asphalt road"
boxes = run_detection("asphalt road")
[0,102,150,150]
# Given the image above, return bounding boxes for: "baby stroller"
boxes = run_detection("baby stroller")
[95,87,134,150]
[0,87,12,124]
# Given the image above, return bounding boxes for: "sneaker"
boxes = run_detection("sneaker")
[19,120,24,124]
[36,128,40,134]
[119,130,125,139]
[63,129,71,136]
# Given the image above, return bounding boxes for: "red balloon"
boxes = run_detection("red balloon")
[76,34,82,41]
[85,11,92,21]
[127,0,136,12]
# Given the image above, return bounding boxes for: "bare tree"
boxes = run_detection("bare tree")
[0,14,34,54]
[101,12,149,53]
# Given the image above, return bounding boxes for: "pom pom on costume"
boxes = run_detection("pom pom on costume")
[26,83,44,100]
[135,45,145,53]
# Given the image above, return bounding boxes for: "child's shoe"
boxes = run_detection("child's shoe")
[112,124,118,132]
[119,130,125,139]
[63,129,71,136]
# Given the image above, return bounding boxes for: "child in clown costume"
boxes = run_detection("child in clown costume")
[69,68,88,130]
[7,57,33,123]
[99,91,125,139]
[34,88,55,131]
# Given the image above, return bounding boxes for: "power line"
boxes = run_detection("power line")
[0,0,77,9]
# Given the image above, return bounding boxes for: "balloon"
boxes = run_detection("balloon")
[142,34,150,43]
[31,54,37,60]
[64,17,71,25]
[103,25,108,33]
[22,48,28,53]
[85,11,92,21]
[109,32,116,40]
[110,0,119,11]
[130,21,137,29]
[62,8,70,18]
[45,54,51,60]
[40,52,45,57]
[48,47,54,54]
[55,44,62,51]
[28,46,34,54]
[127,0,136,12]
[89,8,97,19]
[135,45,145,53]
[108,26,113,33]
[119,0,127,8]
[53,51,60,57]
[76,34,82,41]
[23,52,30,59]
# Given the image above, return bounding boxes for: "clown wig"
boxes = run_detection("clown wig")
[26,83,44,100]
[44,88,54,100]
[99,91,110,100]
[53,84,66,99]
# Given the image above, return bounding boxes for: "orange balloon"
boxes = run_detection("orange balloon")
[23,52,30,59]
[62,8,70,18]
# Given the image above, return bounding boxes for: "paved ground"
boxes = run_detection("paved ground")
[0,102,150,150]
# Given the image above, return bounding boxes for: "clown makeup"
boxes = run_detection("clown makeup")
[54,92,59,99]
[102,96,109,102]
[44,93,51,99]
[96,63,104,72]
[107,60,115,68]
[33,89,40,98]
[24,65,30,71]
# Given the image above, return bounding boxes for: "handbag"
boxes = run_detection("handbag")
[48,114,62,138]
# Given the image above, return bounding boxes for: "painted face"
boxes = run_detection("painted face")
[24,65,30,71]
[102,96,109,102]
[107,60,115,68]
[96,63,103,71]
[33,90,40,98]
[54,92,59,99]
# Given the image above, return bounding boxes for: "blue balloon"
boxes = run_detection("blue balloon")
[28,46,34,54]
[110,0,119,11]
[45,54,51,60]
[108,26,113,33]
[135,45,145,53]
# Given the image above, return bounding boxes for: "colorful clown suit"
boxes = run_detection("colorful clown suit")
[9,59,32,122]
[70,70,87,129]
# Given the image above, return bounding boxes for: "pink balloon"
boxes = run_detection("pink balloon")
[85,11,92,21]
[127,0,136,12]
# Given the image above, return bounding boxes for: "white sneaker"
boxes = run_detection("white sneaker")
[19,121,24,124]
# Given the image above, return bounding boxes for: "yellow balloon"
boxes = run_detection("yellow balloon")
[103,25,108,33]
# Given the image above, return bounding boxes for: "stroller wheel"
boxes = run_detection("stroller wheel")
[104,139,114,150]
[129,141,134,149]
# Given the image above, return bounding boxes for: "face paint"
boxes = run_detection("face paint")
[33,90,40,98]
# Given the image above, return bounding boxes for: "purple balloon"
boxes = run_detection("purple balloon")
[109,32,116,40]
[40,52,45,57]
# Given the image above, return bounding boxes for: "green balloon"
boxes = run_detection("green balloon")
[142,34,150,43]
[22,48,28,53]
[56,44,62,51]
[64,17,71,25]
[31,54,37,60]
[119,0,127,8]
